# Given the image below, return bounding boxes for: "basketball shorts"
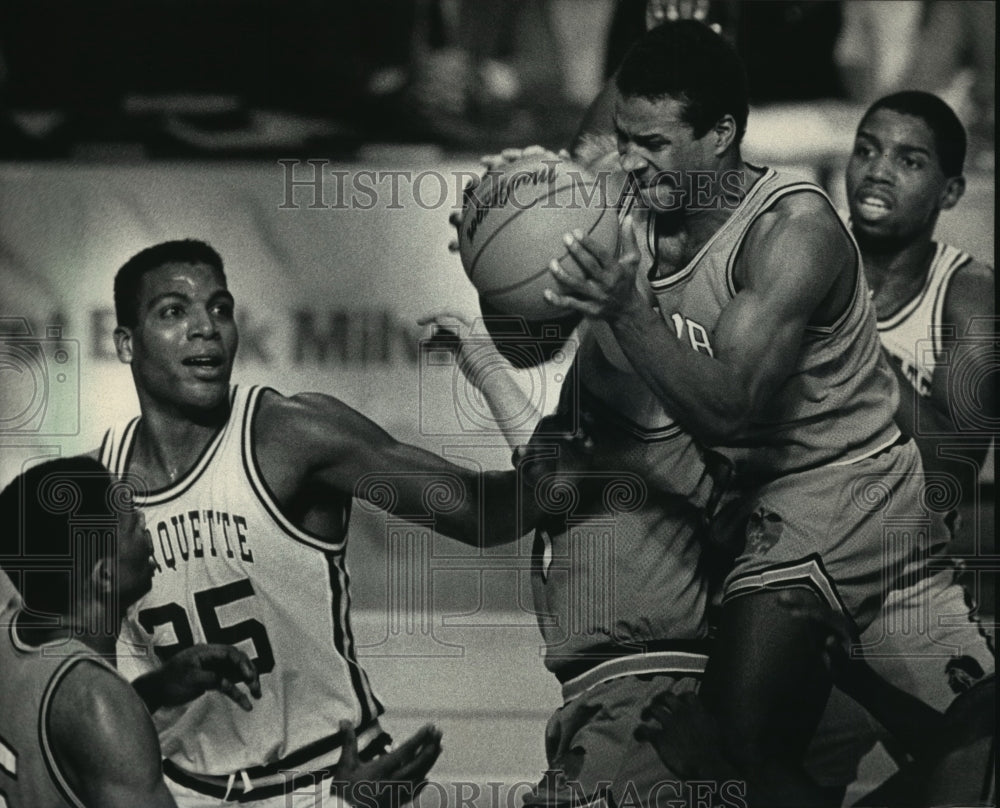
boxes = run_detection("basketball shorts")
[721,438,946,632]
[165,726,392,808]
[523,653,721,808]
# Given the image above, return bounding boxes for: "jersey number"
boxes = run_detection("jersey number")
[137,578,276,674]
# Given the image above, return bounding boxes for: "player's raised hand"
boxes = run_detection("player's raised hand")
[332,721,443,808]
[546,215,643,321]
[480,144,570,173]
[417,311,498,386]
[140,643,262,712]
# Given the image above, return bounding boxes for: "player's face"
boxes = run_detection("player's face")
[113,506,155,606]
[120,262,238,412]
[846,109,958,244]
[613,94,717,213]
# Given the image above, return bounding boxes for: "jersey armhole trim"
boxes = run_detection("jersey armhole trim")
[876,242,946,332]
[930,247,972,361]
[725,183,861,337]
[39,657,108,808]
[242,386,349,553]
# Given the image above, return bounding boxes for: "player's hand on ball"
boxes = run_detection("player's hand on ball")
[647,0,719,32]
[547,215,644,321]
[332,721,443,808]
[480,144,570,173]
[449,146,571,253]
[144,643,262,712]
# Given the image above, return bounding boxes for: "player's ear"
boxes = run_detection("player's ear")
[113,326,134,364]
[91,556,114,597]
[938,175,965,211]
[712,115,738,156]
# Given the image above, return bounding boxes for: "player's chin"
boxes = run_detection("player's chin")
[178,379,231,410]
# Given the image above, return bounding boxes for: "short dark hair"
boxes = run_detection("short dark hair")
[615,20,749,143]
[861,91,967,178]
[0,457,123,616]
[114,239,226,328]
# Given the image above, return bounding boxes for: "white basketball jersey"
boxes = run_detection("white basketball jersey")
[101,385,384,777]
[876,242,973,397]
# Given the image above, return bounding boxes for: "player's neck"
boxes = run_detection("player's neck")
[655,159,763,250]
[860,232,936,316]
[133,394,230,483]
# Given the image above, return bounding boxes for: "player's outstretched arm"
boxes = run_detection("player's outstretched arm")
[132,643,262,713]
[255,391,554,547]
[418,310,541,450]
[48,661,178,808]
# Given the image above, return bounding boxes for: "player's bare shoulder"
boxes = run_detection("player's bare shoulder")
[48,660,164,795]
[253,388,391,499]
[739,190,854,292]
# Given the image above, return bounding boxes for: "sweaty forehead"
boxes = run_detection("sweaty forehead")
[614,94,690,134]
[137,261,228,301]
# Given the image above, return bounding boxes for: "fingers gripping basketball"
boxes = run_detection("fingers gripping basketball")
[458,155,622,320]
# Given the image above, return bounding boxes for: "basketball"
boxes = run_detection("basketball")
[458,155,621,320]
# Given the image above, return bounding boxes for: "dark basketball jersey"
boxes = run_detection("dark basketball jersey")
[640,167,900,478]
[100,385,384,777]
[531,318,717,677]
[0,606,113,808]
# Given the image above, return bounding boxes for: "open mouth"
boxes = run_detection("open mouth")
[182,355,224,368]
[854,192,894,221]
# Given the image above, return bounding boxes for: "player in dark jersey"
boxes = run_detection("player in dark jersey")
[544,21,938,806]
[0,457,262,808]
[420,304,726,808]
[91,239,575,806]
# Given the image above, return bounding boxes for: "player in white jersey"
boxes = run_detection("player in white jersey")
[543,21,942,806]
[94,239,568,806]
[0,457,268,808]
[826,90,995,786]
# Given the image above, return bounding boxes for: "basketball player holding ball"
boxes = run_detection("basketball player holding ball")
[445,20,955,806]
[429,71,736,808]
[540,22,948,807]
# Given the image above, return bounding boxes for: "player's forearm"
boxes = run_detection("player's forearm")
[610,305,752,444]
[465,359,539,451]
[431,470,533,547]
